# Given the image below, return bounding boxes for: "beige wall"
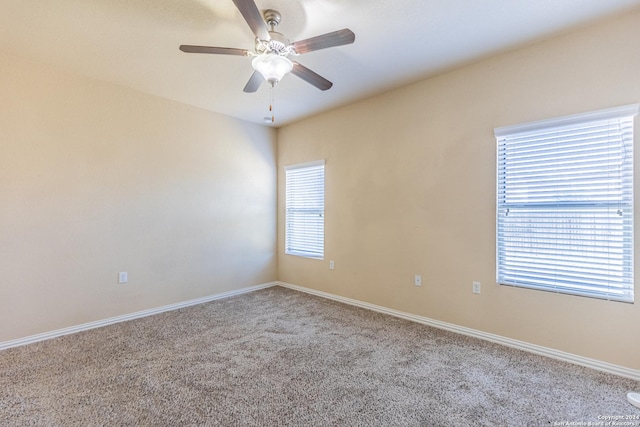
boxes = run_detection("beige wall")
[277,10,640,370]
[0,52,277,342]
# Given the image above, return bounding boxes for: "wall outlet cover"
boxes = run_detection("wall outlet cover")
[472,281,481,294]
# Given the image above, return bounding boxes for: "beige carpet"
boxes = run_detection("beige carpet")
[1,286,639,426]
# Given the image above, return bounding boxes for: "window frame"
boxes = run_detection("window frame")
[284,160,325,259]
[495,104,638,303]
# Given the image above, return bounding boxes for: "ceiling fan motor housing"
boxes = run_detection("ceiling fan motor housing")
[256,31,290,55]
[255,9,291,56]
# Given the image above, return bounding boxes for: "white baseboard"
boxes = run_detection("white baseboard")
[0,282,277,351]
[275,281,640,382]
[4,280,638,381]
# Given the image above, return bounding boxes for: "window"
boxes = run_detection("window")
[495,104,638,302]
[285,160,325,259]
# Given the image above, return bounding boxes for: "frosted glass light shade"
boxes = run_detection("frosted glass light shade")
[252,54,293,86]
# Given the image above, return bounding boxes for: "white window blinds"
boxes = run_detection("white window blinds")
[285,160,325,259]
[495,104,638,302]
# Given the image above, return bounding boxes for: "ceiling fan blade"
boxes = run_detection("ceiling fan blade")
[179,45,250,56]
[232,0,271,41]
[243,70,264,93]
[291,62,333,91]
[291,29,355,54]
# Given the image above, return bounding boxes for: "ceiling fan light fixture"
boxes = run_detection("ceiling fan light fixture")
[252,54,293,86]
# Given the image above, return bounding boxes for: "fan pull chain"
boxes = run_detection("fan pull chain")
[269,84,275,123]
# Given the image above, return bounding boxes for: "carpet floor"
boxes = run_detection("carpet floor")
[1,286,639,426]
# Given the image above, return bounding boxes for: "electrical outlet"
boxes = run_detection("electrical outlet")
[329,260,335,270]
[119,272,128,284]
[415,275,422,286]
[472,281,481,294]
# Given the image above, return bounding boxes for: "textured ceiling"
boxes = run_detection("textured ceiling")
[2,0,640,126]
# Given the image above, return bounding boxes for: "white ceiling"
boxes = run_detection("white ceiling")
[2,0,640,126]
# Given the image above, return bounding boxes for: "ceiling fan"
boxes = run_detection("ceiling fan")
[179,0,355,93]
